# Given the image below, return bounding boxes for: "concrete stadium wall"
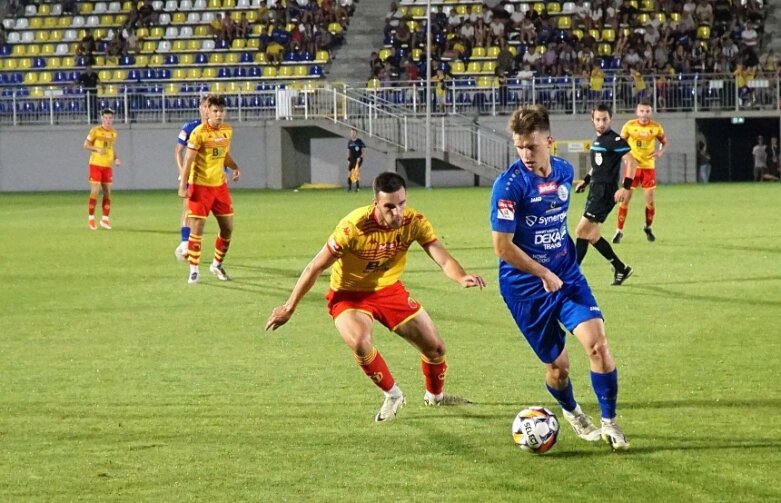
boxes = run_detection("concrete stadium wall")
[0,113,700,192]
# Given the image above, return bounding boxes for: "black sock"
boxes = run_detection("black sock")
[593,237,626,271]
[575,238,589,265]
[348,178,352,190]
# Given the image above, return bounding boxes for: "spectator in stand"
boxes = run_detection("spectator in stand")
[740,22,759,49]
[384,2,404,38]
[62,0,78,15]
[138,0,159,28]
[519,16,536,45]
[760,49,777,74]
[694,0,713,25]
[713,0,733,31]
[474,18,488,48]
[623,47,642,68]
[653,42,669,71]
[722,36,739,62]
[125,28,139,54]
[643,24,660,47]
[75,65,100,122]
[405,59,419,83]
[497,40,516,76]
[489,16,505,46]
[523,45,542,73]
[221,11,237,43]
[459,21,475,51]
[393,21,412,50]
[210,13,225,40]
[106,30,125,60]
[236,12,251,39]
[541,43,558,75]
[509,4,525,32]
[369,51,382,78]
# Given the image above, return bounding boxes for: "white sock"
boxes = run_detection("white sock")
[211,259,221,268]
[385,384,403,398]
[425,390,443,402]
[189,264,199,275]
[88,215,95,221]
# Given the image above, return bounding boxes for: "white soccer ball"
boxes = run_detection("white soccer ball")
[511,406,560,454]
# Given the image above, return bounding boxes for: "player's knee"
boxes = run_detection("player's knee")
[423,339,446,360]
[350,333,374,354]
[547,364,570,383]
[587,339,611,362]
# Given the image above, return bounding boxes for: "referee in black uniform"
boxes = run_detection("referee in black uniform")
[574,104,637,286]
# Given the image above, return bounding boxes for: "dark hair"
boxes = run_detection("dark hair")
[592,103,613,117]
[637,99,652,107]
[373,172,406,194]
[100,108,114,115]
[205,94,227,108]
[508,105,550,136]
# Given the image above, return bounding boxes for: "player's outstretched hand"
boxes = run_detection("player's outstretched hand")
[265,304,294,331]
[541,270,563,293]
[575,180,587,193]
[460,274,486,289]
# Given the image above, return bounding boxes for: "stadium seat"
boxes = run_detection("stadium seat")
[164,0,177,12]
[472,46,486,59]
[209,53,224,65]
[466,61,481,74]
[196,53,208,65]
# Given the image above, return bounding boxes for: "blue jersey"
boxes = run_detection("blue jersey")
[490,156,584,300]
[177,119,201,146]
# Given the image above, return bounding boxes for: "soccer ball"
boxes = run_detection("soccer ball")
[511,406,560,454]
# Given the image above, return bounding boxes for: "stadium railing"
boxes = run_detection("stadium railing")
[0,73,778,127]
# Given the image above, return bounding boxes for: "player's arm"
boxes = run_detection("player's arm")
[575,168,593,193]
[83,136,104,155]
[175,143,186,177]
[265,244,338,331]
[422,240,485,289]
[178,147,196,197]
[492,231,562,293]
[225,151,241,182]
[654,133,669,159]
[614,152,637,203]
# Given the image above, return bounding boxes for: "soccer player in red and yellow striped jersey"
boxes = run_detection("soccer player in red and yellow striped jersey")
[177,94,241,284]
[265,172,485,423]
[613,100,668,244]
[83,108,120,230]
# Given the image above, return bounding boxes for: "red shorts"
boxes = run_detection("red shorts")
[188,183,233,218]
[631,168,656,190]
[88,164,113,183]
[326,281,422,330]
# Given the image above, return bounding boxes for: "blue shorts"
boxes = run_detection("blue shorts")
[503,281,602,364]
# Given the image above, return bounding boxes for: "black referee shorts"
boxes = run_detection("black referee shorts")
[583,183,618,223]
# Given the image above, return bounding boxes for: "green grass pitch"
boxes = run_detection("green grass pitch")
[1,183,780,502]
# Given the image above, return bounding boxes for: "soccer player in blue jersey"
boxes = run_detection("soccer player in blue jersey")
[574,103,637,286]
[174,95,210,261]
[490,105,629,450]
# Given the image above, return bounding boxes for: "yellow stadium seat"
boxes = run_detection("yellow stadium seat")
[151,27,164,39]
[455,4,467,15]
[246,11,257,22]
[294,65,308,77]
[209,53,224,64]
[641,0,656,10]
[278,66,293,77]
[100,84,119,96]
[246,38,259,49]
[187,39,200,50]
[49,30,63,41]
[472,46,486,58]
[378,47,393,61]
[24,72,39,84]
[94,55,106,66]
[411,48,422,61]
[410,6,424,17]
[48,57,61,67]
[471,4,483,15]
[482,60,496,74]
[2,58,17,70]
[656,12,666,24]
[225,52,238,64]
[12,45,26,56]
[44,17,58,28]
[254,52,268,63]
[30,17,43,28]
[211,81,225,92]
[571,28,584,40]
[141,41,155,53]
[201,67,216,79]
[114,14,126,25]
[27,45,41,56]
[223,0,235,7]
[597,43,613,56]
[466,61,481,73]
[100,15,114,26]
[41,44,55,55]
[450,60,465,74]
[208,0,220,9]
[61,56,76,67]
[532,2,545,14]
[38,71,53,84]
[172,68,186,80]
[697,25,711,40]
[194,25,208,36]
[186,67,202,79]
[98,70,111,81]
[263,65,277,78]
[589,29,601,41]
[19,58,33,69]
[150,54,164,65]
[366,77,380,89]
[601,28,616,42]
[476,76,492,88]
[231,38,246,50]
[670,12,681,23]
[487,46,500,58]
[172,12,185,24]
[172,40,186,51]
[112,69,126,81]
[30,86,45,98]
[165,83,179,94]
[546,2,561,15]
[93,28,107,39]
[636,13,650,25]
[80,2,93,13]
[179,54,194,65]
[240,81,254,92]
[58,16,71,27]
[557,16,572,30]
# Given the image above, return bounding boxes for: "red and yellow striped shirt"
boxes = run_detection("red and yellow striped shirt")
[327,205,438,292]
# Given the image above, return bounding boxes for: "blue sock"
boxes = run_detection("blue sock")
[591,369,618,420]
[546,380,577,412]
[181,226,190,242]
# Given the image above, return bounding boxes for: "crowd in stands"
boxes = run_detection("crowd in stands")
[370,0,778,100]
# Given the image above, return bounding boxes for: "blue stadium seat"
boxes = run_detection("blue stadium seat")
[165,54,179,65]
[158,68,171,79]
[119,55,135,65]
[233,67,247,78]
[248,66,262,78]
[53,70,68,82]
[240,52,252,64]
[142,68,157,79]
[217,67,231,79]
[301,51,313,62]
[33,57,47,68]
[309,65,323,76]
[127,69,141,80]
[215,39,228,49]
[0,45,10,56]
[68,100,82,113]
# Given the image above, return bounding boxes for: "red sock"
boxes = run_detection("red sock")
[188,233,202,266]
[354,348,395,392]
[421,355,447,395]
[214,234,231,264]
[645,204,655,227]
[88,197,97,216]
[616,204,628,231]
[102,197,111,217]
